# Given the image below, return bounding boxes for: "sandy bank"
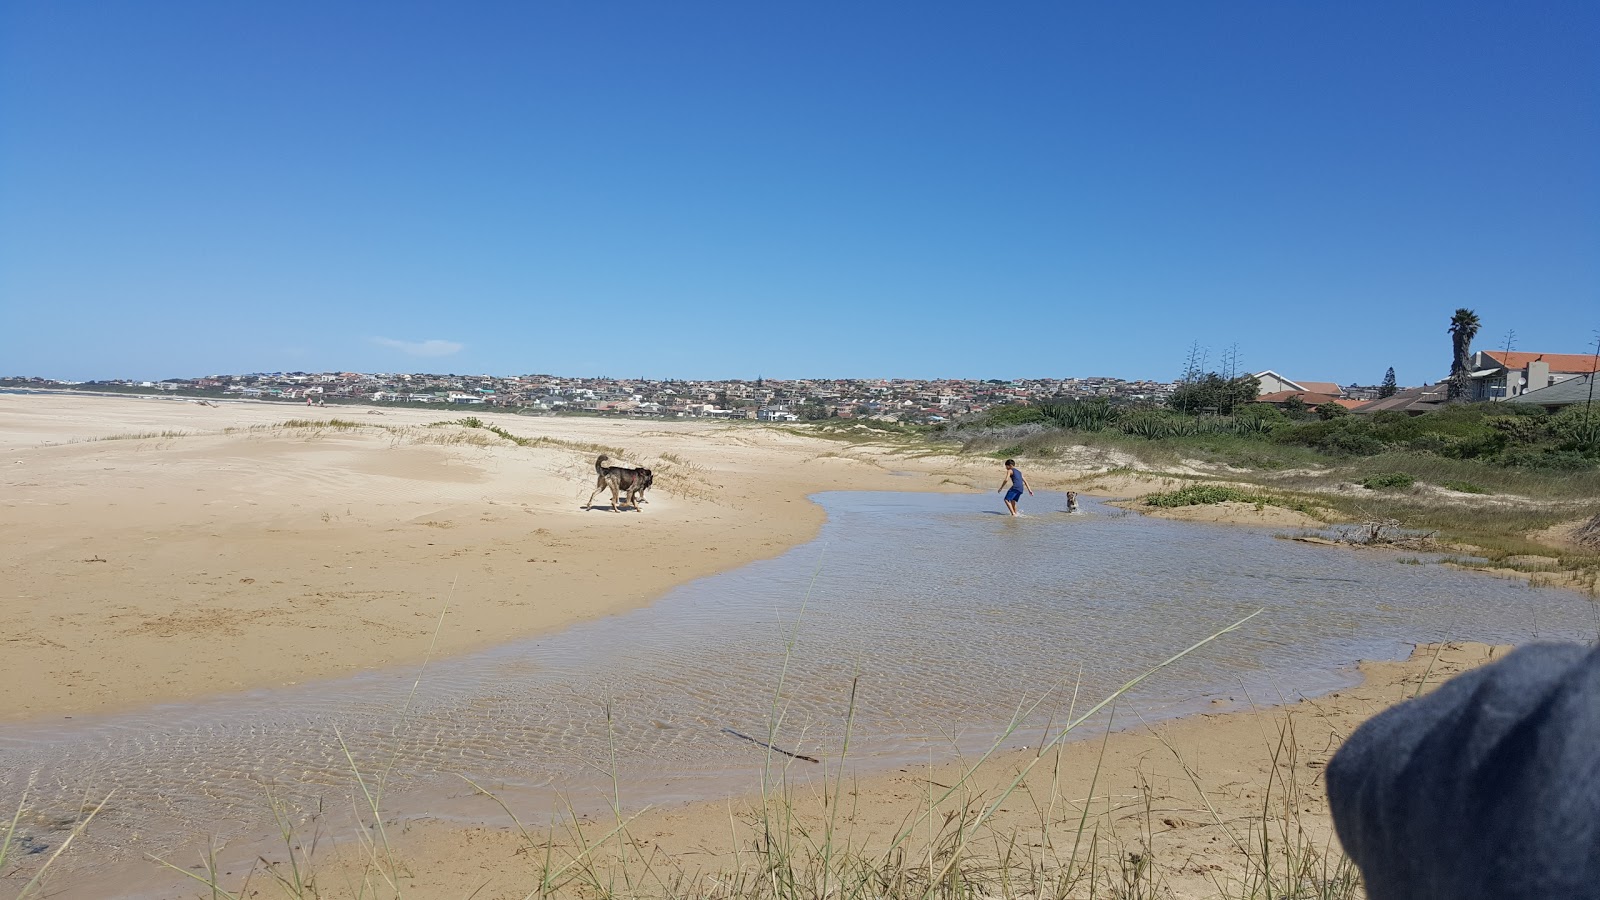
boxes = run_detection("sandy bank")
[0,395,990,721]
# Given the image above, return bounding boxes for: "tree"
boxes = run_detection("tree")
[1318,400,1350,420]
[1379,367,1397,399]
[1167,373,1261,415]
[1447,308,1481,401]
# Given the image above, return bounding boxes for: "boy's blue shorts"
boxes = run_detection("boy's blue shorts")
[1004,488,1023,502]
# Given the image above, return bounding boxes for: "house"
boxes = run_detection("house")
[1465,351,1600,401]
[757,407,799,422]
[1354,384,1449,415]
[1253,371,1343,397]
[1256,390,1359,411]
[1506,373,1597,412]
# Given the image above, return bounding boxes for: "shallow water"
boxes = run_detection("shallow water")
[3,491,1596,890]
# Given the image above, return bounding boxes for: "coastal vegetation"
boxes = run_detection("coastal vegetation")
[937,391,1600,586]
[1142,484,1322,516]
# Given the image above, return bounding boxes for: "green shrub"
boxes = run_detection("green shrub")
[1403,433,1460,454]
[1143,484,1320,514]
[1317,402,1350,420]
[1485,415,1545,445]
[986,404,1046,427]
[1318,429,1385,456]
[1168,373,1261,415]
[1227,415,1278,436]
[1121,413,1189,439]
[1549,406,1600,452]
[1238,403,1288,422]
[1361,472,1416,490]
[1498,448,1597,471]
[1038,398,1119,432]
[1144,485,1257,507]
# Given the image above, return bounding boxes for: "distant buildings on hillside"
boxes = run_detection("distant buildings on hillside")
[11,347,1593,421]
[0,372,1179,424]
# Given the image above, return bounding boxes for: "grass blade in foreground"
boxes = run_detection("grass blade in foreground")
[902,607,1266,895]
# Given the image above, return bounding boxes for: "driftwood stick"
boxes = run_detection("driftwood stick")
[720,727,820,763]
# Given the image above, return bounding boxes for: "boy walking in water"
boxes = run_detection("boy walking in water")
[998,458,1032,516]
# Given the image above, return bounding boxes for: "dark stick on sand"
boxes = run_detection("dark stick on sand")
[720,727,821,763]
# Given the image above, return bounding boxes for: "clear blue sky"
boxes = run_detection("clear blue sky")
[2,3,1595,385]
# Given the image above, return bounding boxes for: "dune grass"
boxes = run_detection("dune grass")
[89,430,191,441]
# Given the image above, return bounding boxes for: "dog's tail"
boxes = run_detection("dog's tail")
[595,454,610,475]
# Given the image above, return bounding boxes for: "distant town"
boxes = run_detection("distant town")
[8,347,1594,421]
[2,370,1386,423]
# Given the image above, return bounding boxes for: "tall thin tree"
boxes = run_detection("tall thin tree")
[1221,343,1241,382]
[1379,367,1397,398]
[1447,308,1482,402]
[1584,330,1598,433]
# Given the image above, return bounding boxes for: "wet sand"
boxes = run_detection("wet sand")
[0,394,989,721]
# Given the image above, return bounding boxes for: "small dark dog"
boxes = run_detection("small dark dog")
[1066,491,1080,513]
[588,454,653,512]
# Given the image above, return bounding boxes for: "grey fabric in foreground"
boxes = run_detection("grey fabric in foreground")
[1326,642,1600,900]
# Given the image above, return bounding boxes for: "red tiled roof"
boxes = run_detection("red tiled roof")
[1296,381,1341,395]
[1258,390,1342,405]
[1482,352,1600,374]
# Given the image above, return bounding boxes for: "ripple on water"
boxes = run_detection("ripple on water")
[3,491,1596,883]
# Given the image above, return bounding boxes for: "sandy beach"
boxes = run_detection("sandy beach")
[1,394,1584,899]
[0,394,1000,722]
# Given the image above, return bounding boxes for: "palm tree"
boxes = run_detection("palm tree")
[1447,308,1482,401]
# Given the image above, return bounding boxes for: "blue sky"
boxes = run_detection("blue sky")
[2,3,1595,385]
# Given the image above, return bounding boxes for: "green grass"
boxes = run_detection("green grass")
[1359,472,1416,491]
[1144,484,1324,516]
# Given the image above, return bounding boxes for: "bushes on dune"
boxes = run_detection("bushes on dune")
[1360,472,1417,491]
[970,396,1596,473]
[1143,483,1321,514]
